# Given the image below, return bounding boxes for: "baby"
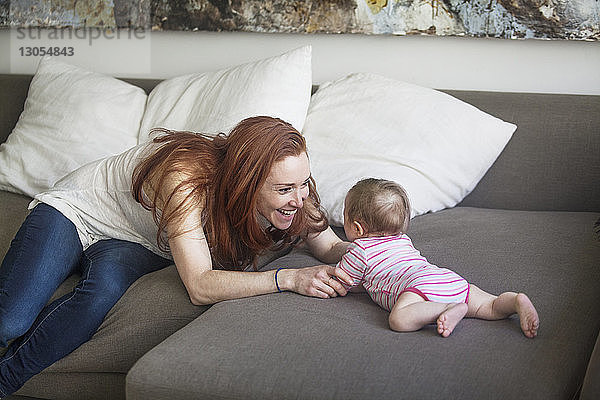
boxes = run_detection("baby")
[335,178,539,338]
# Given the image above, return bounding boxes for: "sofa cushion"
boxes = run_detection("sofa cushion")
[17,372,125,400]
[138,45,312,142]
[126,208,600,400]
[0,57,146,197]
[302,73,516,225]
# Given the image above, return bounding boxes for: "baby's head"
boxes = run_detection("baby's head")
[343,178,410,241]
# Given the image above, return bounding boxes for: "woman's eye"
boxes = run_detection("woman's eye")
[278,188,292,194]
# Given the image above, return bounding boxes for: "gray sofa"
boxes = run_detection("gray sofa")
[1,74,599,400]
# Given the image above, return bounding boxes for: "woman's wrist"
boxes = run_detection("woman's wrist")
[274,268,284,292]
[273,268,294,292]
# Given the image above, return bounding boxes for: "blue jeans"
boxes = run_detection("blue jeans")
[0,203,172,396]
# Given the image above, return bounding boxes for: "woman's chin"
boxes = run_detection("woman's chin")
[272,221,293,231]
[271,214,294,230]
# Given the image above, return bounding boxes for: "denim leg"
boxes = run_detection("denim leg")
[0,203,83,346]
[0,238,171,396]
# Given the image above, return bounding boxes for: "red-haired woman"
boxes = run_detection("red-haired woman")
[0,116,352,396]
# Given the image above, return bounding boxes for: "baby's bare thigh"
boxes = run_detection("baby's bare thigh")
[391,291,426,312]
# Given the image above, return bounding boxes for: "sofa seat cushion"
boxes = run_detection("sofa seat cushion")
[126,207,600,400]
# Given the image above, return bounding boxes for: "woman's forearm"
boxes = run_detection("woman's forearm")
[184,265,353,306]
[186,269,280,305]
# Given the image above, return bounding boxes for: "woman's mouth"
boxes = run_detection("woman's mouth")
[277,208,297,217]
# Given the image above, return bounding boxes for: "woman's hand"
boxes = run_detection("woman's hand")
[277,265,354,299]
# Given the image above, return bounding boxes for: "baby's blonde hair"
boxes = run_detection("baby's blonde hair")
[345,178,411,236]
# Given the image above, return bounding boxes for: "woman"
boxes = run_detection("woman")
[0,116,352,396]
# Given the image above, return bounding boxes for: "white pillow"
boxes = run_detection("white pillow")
[303,73,517,226]
[139,46,312,142]
[0,57,146,197]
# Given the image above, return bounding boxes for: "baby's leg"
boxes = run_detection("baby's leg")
[389,292,467,337]
[466,285,539,338]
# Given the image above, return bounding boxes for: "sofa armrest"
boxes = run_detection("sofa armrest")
[581,330,600,400]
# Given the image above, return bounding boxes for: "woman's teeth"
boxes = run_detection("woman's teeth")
[278,209,297,216]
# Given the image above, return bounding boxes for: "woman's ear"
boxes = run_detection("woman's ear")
[353,221,365,237]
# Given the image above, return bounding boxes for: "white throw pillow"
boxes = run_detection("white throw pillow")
[0,57,146,197]
[303,73,517,226]
[139,46,312,142]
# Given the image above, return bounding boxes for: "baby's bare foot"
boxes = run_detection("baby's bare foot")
[437,303,468,337]
[516,293,539,338]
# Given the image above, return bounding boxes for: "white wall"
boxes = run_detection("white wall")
[1,29,599,94]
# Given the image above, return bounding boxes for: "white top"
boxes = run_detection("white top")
[30,141,172,260]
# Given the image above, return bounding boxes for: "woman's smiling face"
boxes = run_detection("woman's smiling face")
[256,152,311,230]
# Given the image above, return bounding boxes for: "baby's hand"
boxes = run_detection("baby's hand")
[331,267,355,290]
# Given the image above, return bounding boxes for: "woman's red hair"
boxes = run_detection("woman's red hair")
[132,116,328,270]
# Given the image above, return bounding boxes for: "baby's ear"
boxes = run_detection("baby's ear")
[353,221,365,237]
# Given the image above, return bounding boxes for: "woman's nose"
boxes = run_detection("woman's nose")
[290,188,304,208]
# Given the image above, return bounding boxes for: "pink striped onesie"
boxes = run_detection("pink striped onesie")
[336,234,470,312]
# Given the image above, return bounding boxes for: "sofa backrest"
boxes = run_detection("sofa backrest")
[446,90,600,212]
[1,74,598,212]
[0,74,33,145]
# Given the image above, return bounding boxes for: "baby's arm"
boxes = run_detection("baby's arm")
[334,242,367,291]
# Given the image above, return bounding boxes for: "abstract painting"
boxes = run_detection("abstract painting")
[2,0,599,40]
